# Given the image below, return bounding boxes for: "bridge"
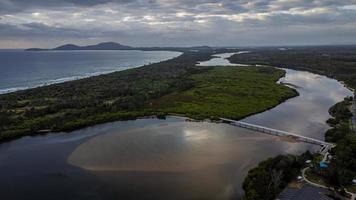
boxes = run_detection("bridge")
[220,118,334,154]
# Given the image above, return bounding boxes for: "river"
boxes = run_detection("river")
[0,52,352,199]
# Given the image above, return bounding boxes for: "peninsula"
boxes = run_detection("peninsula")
[0,48,296,141]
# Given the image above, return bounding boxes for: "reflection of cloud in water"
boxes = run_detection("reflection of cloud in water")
[64,66,353,199]
[197,52,249,66]
[67,121,312,199]
[182,128,210,142]
[245,68,352,140]
[68,122,309,173]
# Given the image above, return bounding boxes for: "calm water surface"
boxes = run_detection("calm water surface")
[197,52,249,66]
[0,50,180,94]
[0,53,352,199]
[243,68,353,140]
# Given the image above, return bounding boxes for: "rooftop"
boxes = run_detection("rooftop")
[277,184,333,200]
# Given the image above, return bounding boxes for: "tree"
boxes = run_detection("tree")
[0,111,10,131]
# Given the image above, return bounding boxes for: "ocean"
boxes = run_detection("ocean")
[0,49,180,94]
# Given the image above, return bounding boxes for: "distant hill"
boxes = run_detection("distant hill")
[83,42,133,50]
[26,42,134,51]
[53,44,82,50]
[25,42,217,52]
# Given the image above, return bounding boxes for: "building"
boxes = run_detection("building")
[277,184,333,200]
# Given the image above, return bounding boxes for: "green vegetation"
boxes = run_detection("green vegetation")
[243,152,313,200]
[0,50,211,141]
[149,66,297,120]
[305,168,329,186]
[346,185,356,193]
[243,97,356,199]
[325,97,356,187]
[301,98,356,196]
[0,50,296,142]
[237,46,356,198]
[229,46,356,90]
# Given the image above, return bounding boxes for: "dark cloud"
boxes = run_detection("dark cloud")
[0,0,355,47]
[0,22,90,38]
[0,0,134,14]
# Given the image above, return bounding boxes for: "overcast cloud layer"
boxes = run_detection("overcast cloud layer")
[0,0,356,48]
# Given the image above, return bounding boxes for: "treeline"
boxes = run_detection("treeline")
[228,46,356,90]
[243,152,313,200]
[0,49,216,141]
[243,97,356,199]
[325,97,356,186]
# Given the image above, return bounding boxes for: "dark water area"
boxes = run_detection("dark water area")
[198,52,249,66]
[0,53,352,199]
[0,117,312,200]
[0,50,180,94]
[0,118,181,200]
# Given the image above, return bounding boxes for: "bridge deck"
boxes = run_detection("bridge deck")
[220,118,333,147]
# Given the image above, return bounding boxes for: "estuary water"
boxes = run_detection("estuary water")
[0,49,180,94]
[0,52,352,199]
[197,52,249,66]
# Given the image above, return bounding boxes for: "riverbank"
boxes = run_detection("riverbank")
[148,66,297,120]
[242,152,314,200]
[236,47,356,199]
[0,50,296,142]
[242,96,356,200]
[228,46,356,91]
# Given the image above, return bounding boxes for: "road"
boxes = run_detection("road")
[352,96,356,131]
[302,167,356,200]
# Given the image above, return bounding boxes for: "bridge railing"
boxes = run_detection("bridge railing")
[220,118,333,147]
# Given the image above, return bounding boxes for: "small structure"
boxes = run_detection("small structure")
[278,184,333,200]
[305,160,312,164]
[319,162,328,169]
[319,161,328,176]
[297,176,303,182]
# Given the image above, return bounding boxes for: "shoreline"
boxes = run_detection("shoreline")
[0,50,183,95]
[1,51,351,144]
[0,64,296,143]
[239,72,354,199]
[1,50,354,199]
[0,50,221,141]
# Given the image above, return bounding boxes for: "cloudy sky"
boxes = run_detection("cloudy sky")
[0,0,356,48]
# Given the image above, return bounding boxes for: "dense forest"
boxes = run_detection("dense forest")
[150,66,296,120]
[243,152,313,200]
[228,45,356,90]
[325,97,356,187]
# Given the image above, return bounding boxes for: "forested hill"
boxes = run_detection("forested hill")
[27,42,134,51]
[26,42,215,52]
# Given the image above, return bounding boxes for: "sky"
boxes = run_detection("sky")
[0,0,356,48]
